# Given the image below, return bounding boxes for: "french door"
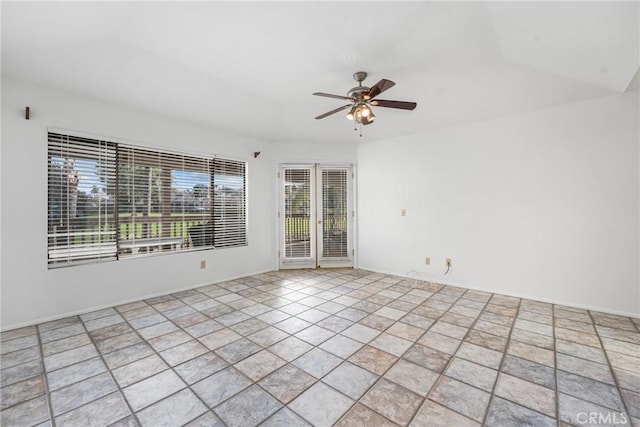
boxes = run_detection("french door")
[279,163,354,269]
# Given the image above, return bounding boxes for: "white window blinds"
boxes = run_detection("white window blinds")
[321,169,349,258]
[117,145,214,258]
[47,131,246,268]
[47,133,117,266]
[284,168,312,258]
[213,158,247,248]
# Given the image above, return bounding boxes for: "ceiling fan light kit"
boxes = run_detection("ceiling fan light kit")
[313,71,416,136]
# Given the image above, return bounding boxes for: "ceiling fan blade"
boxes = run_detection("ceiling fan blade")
[370,99,417,110]
[315,104,352,120]
[313,92,353,101]
[364,79,395,100]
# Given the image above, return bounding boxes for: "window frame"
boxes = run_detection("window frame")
[47,130,248,268]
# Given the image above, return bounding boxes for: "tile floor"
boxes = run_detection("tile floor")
[1,269,639,427]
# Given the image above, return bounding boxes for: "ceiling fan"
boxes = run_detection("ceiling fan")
[313,71,417,133]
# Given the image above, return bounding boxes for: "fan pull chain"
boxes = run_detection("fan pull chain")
[353,121,363,137]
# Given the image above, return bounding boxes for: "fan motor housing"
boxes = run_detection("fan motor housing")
[347,86,369,100]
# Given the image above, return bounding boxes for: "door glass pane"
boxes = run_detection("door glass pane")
[284,169,311,258]
[321,169,348,258]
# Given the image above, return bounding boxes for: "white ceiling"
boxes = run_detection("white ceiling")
[2,1,638,144]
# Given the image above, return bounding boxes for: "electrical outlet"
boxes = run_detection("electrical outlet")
[446,258,452,267]
[200,260,206,269]
[425,257,431,265]
[401,209,406,217]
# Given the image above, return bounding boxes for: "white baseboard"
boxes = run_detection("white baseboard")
[4,266,637,332]
[1,268,274,332]
[357,265,640,319]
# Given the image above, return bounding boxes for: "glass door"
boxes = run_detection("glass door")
[280,166,316,269]
[279,164,353,269]
[317,165,353,268]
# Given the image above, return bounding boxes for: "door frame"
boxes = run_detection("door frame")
[276,162,356,270]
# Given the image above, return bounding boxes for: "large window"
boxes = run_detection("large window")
[47,132,247,268]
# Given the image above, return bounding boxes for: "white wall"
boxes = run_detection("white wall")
[271,142,357,164]
[357,92,639,316]
[1,79,277,329]
[3,76,637,327]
